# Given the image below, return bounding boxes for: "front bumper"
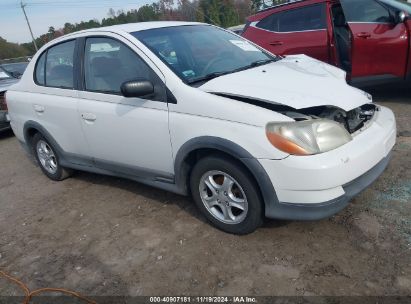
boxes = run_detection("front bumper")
[259,105,396,220]
[264,152,391,220]
[0,111,10,131]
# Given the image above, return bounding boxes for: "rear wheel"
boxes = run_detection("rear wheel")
[32,133,72,181]
[190,155,263,234]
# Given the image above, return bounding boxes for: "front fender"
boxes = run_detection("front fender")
[174,136,280,217]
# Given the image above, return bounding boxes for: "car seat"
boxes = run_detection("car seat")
[47,65,73,88]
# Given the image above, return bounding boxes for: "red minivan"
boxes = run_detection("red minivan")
[242,0,411,85]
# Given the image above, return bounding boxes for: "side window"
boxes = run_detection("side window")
[35,52,46,85]
[84,37,164,100]
[342,0,392,23]
[257,4,326,32]
[45,40,75,88]
[256,13,280,32]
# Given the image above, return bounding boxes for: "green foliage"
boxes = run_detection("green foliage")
[198,0,240,27]
[0,37,30,60]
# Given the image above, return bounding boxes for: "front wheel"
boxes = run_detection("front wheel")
[190,155,263,234]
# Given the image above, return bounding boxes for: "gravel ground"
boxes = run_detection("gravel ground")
[0,83,410,299]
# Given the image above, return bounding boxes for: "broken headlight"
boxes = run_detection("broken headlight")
[266,119,352,156]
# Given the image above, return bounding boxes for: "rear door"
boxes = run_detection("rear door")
[244,3,330,62]
[341,0,408,78]
[31,39,90,158]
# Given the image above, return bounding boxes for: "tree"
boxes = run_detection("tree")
[63,23,75,34]
[178,0,199,21]
[0,37,30,60]
[198,0,240,27]
[234,0,253,22]
[108,8,116,18]
[158,0,176,20]
[198,0,221,25]
[220,0,240,27]
[137,4,160,22]
[47,26,56,41]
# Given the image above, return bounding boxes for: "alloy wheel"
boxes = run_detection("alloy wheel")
[199,170,248,224]
[36,140,58,175]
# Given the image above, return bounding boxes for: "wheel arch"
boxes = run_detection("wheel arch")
[23,121,65,157]
[174,136,280,216]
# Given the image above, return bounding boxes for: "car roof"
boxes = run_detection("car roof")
[67,21,203,36]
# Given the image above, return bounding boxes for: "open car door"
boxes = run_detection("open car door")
[340,0,409,80]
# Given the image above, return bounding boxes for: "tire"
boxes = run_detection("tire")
[190,155,263,234]
[31,133,73,181]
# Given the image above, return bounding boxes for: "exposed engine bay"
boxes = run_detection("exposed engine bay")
[213,93,377,134]
[283,104,377,134]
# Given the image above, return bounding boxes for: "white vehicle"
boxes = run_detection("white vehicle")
[6,22,396,234]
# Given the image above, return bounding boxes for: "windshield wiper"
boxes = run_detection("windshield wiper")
[188,71,233,84]
[246,58,277,69]
[188,58,277,85]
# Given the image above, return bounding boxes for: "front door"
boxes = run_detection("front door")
[78,35,174,180]
[341,0,409,78]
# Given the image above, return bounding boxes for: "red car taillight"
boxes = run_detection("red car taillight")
[0,92,8,111]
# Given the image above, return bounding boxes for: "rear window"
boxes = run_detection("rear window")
[34,40,75,89]
[257,3,326,32]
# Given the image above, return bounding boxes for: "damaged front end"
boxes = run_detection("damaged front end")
[214,92,377,156]
[265,104,378,156]
[214,92,377,135]
[282,103,378,134]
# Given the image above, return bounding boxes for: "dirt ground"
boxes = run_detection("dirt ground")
[0,83,410,299]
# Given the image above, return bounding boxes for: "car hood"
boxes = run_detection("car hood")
[199,55,371,111]
[0,78,19,92]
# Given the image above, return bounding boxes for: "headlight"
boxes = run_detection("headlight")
[266,119,352,156]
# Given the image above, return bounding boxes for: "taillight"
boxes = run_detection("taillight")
[0,92,7,111]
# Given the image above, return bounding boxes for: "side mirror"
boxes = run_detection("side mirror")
[121,79,154,98]
[398,11,408,23]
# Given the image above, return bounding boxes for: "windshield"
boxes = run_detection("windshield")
[1,62,28,78]
[0,67,12,80]
[132,25,276,84]
[379,0,411,13]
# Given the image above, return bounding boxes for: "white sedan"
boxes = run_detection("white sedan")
[6,22,396,234]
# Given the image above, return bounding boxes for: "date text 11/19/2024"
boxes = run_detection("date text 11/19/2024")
[149,296,257,303]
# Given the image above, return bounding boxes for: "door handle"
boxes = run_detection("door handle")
[357,32,371,39]
[269,41,283,46]
[33,104,45,113]
[81,113,97,122]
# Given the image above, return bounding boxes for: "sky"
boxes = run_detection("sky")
[0,0,155,44]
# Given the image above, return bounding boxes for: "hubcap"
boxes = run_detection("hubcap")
[199,170,248,225]
[36,140,58,174]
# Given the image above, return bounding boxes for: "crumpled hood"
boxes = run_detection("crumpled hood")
[199,55,371,111]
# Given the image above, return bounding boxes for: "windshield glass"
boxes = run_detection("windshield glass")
[0,67,12,80]
[132,25,276,84]
[2,63,28,74]
[1,62,29,78]
[379,0,411,13]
